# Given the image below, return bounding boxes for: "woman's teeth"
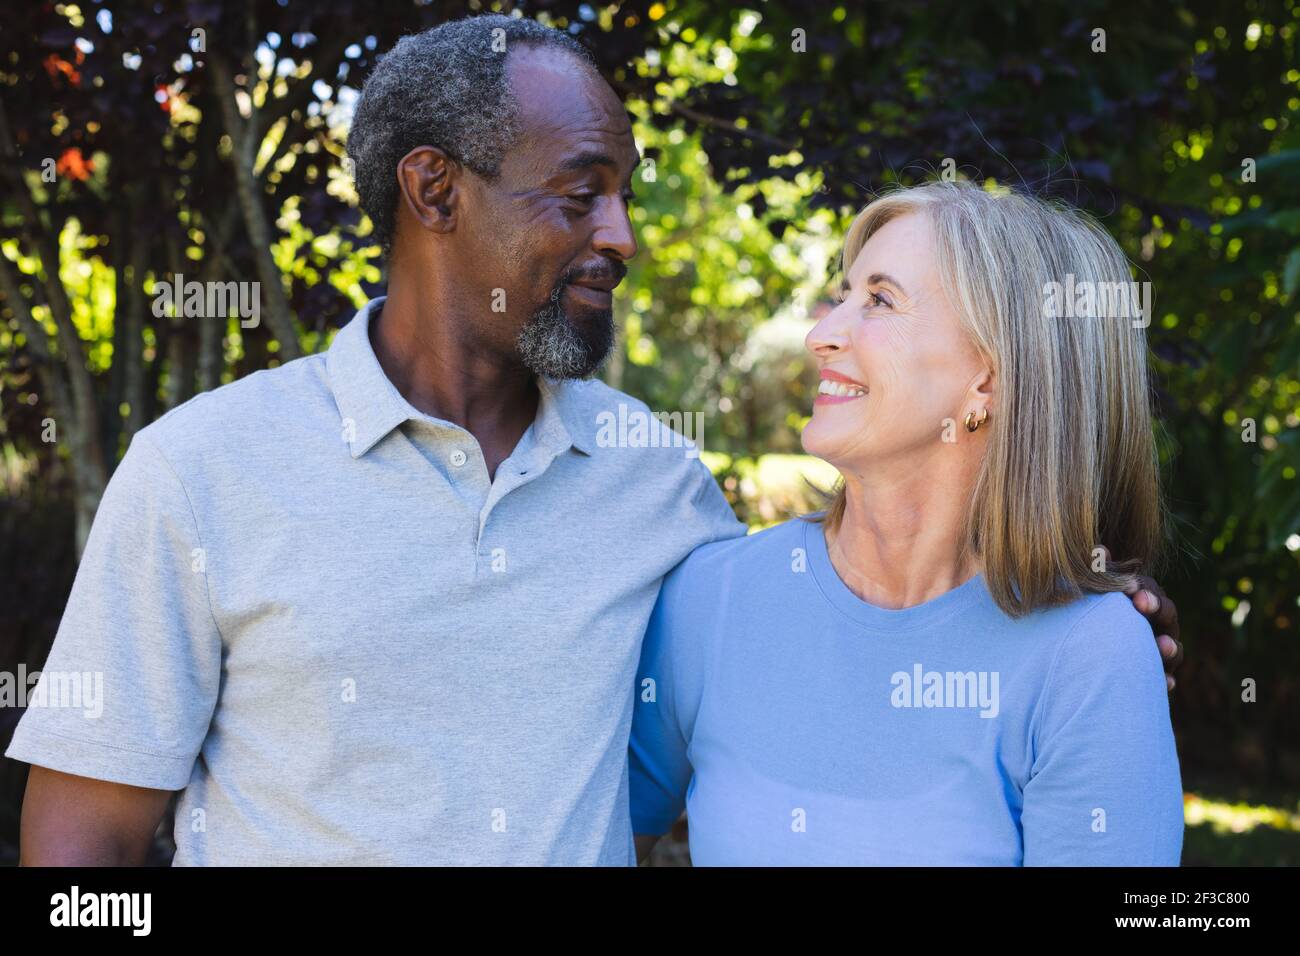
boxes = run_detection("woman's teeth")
[817,379,867,398]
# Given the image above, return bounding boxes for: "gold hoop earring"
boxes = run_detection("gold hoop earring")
[964,408,989,432]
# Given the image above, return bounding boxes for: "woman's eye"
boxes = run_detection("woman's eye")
[864,291,892,310]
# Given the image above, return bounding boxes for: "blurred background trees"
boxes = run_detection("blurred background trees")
[1,0,1298,864]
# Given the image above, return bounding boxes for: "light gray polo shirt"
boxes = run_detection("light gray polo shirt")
[7,296,745,865]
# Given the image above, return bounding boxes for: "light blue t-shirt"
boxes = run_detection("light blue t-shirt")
[629,516,1184,865]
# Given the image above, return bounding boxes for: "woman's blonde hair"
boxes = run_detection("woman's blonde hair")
[814,180,1163,616]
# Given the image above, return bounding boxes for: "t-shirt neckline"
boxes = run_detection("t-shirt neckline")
[803,515,990,631]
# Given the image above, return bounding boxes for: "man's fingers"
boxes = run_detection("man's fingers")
[1161,635,1184,672]
[1119,564,1140,595]
[1150,591,1180,642]
[1157,633,1184,676]
[1105,549,1184,644]
[1133,575,1180,642]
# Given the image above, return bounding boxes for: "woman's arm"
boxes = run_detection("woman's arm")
[628,552,711,858]
[1021,593,1184,866]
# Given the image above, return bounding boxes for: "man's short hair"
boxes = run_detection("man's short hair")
[346,14,598,256]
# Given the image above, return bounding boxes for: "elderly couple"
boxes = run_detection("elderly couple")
[8,15,1184,866]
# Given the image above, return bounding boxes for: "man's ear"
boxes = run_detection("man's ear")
[396,146,460,235]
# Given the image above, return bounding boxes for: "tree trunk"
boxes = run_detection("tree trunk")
[208,50,302,359]
[121,185,149,439]
[0,100,106,556]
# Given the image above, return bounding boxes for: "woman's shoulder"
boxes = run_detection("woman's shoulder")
[1033,589,1149,642]
[1026,589,1163,686]
[660,515,813,601]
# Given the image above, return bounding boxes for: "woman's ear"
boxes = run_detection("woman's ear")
[968,362,995,410]
[396,145,460,235]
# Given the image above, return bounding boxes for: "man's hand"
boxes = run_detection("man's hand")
[1103,548,1183,692]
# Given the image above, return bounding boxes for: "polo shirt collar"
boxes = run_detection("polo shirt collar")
[326,297,594,459]
[535,371,595,457]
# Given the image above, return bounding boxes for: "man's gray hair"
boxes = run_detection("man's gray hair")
[346,15,597,255]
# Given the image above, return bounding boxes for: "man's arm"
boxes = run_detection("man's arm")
[4,431,221,864]
[634,833,660,864]
[19,766,173,866]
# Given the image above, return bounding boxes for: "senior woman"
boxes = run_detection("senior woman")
[629,181,1184,866]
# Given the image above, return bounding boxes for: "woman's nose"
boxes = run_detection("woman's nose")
[805,302,852,356]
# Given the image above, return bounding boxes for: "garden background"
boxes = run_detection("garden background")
[1,0,1298,865]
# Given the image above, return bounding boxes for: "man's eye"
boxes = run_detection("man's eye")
[569,193,598,207]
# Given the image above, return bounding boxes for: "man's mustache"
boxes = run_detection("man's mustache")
[560,260,628,289]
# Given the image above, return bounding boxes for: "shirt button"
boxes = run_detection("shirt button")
[450,449,467,467]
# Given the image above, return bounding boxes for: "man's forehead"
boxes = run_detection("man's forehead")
[506,48,636,163]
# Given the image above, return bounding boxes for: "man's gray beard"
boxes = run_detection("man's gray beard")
[516,284,614,380]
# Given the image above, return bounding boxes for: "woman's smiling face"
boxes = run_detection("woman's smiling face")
[801,211,991,473]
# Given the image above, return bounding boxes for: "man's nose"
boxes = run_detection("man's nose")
[593,197,638,262]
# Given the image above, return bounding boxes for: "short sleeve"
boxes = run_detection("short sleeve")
[1021,593,1184,865]
[688,459,747,547]
[4,431,223,790]
[628,554,712,836]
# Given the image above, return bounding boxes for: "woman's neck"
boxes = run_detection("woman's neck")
[826,456,981,609]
